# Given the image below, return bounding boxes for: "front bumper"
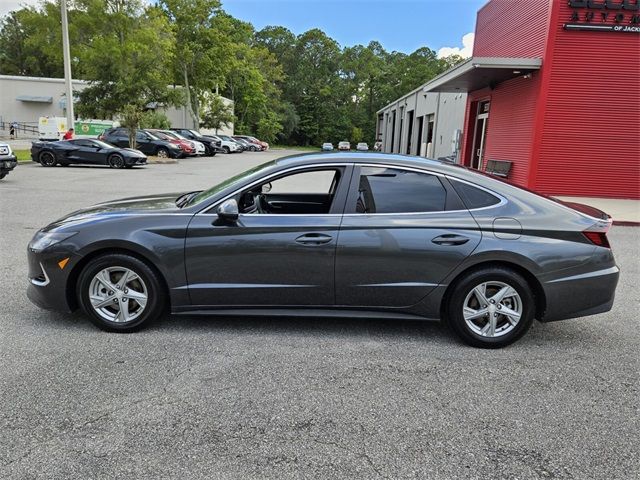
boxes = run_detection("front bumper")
[26,246,80,313]
[1,155,18,173]
[540,266,620,322]
[125,156,147,166]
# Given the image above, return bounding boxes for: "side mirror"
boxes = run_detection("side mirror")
[216,198,239,222]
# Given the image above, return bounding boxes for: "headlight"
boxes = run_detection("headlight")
[29,231,77,252]
[0,146,10,155]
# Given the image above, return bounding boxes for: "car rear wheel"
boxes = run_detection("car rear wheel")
[446,267,535,348]
[77,254,165,332]
[156,148,169,158]
[39,151,57,167]
[108,154,125,169]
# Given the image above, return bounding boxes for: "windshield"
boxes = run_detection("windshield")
[170,132,187,140]
[188,129,202,138]
[184,160,276,207]
[93,139,117,149]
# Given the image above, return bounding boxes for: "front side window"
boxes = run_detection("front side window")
[354,167,446,214]
[239,168,342,215]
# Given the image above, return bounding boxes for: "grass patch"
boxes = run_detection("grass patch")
[271,144,320,152]
[13,149,33,162]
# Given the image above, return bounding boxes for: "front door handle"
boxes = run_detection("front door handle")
[295,233,333,245]
[432,234,470,246]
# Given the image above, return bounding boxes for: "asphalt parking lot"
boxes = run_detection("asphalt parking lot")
[1,152,638,479]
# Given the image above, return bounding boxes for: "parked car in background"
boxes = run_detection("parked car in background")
[211,134,242,154]
[100,128,183,158]
[146,129,195,156]
[232,136,263,151]
[161,130,206,156]
[26,153,619,348]
[322,143,334,151]
[338,141,351,151]
[0,143,18,179]
[356,143,369,151]
[234,135,268,151]
[31,139,147,168]
[169,128,221,156]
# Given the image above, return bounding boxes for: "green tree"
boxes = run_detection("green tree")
[75,1,181,144]
[160,0,233,126]
[200,94,234,133]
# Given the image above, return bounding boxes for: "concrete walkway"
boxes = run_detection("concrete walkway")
[555,196,640,225]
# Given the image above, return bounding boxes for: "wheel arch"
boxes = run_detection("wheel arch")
[440,260,547,322]
[65,245,171,312]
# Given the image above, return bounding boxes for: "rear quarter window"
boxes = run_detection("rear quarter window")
[451,180,501,209]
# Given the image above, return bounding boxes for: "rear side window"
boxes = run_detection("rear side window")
[451,180,501,209]
[355,167,446,213]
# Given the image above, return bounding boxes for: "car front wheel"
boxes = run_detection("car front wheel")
[446,267,535,348]
[156,148,169,158]
[108,154,125,169]
[77,254,165,332]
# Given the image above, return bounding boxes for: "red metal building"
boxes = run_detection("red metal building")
[427,0,640,199]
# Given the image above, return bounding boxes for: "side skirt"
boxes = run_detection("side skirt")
[172,307,439,322]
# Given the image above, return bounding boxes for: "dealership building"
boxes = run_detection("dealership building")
[376,0,640,199]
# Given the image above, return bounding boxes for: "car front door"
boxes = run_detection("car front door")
[335,164,482,308]
[135,132,154,154]
[184,165,352,307]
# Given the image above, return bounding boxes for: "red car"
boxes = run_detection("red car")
[147,129,195,155]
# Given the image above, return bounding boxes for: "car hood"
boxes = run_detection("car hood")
[43,192,187,231]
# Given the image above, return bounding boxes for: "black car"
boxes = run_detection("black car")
[99,128,184,158]
[170,128,223,156]
[30,139,147,168]
[26,153,619,348]
[0,143,18,179]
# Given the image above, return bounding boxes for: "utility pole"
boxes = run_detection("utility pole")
[61,0,75,130]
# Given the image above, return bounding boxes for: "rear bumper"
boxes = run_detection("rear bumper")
[540,266,619,322]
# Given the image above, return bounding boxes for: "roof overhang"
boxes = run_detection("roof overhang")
[423,57,542,93]
[16,95,53,103]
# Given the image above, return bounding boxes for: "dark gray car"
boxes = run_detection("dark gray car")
[26,153,619,348]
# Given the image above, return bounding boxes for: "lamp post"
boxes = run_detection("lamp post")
[61,0,74,130]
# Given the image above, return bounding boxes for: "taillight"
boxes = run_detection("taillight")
[583,231,610,248]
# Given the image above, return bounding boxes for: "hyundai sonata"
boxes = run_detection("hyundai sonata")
[27,153,619,348]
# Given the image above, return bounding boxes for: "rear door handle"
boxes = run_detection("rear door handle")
[432,234,470,246]
[295,233,333,245]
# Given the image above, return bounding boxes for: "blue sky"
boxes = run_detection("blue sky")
[223,0,486,55]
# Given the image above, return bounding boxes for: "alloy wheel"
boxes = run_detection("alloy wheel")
[462,281,523,338]
[40,152,56,167]
[109,155,125,168]
[157,148,169,158]
[88,266,148,323]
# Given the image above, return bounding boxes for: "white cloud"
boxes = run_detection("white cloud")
[437,32,474,59]
[0,0,41,17]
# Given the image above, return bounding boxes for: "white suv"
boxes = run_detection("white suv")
[211,135,242,154]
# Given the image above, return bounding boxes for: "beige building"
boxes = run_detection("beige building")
[0,74,233,135]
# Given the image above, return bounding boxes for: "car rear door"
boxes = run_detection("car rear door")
[184,165,353,308]
[335,164,481,308]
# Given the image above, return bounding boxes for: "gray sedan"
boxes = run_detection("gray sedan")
[26,153,619,348]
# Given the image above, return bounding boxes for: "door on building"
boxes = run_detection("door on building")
[406,110,414,155]
[416,116,424,156]
[471,101,490,170]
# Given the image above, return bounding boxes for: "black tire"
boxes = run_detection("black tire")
[0,173,6,179]
[77,253,166,332]
[156,147,169,158]
[446,267,535,348]
[222,146,230,154]
[39,151,57,167]
[108,154,126,169]
[210,151,216,157]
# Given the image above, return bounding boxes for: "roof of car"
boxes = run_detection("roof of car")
[274,151,495,185]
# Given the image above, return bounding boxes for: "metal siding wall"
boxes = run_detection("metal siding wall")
[482,75,541,186]
[535,2,640,199]
[474,0,551,57]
